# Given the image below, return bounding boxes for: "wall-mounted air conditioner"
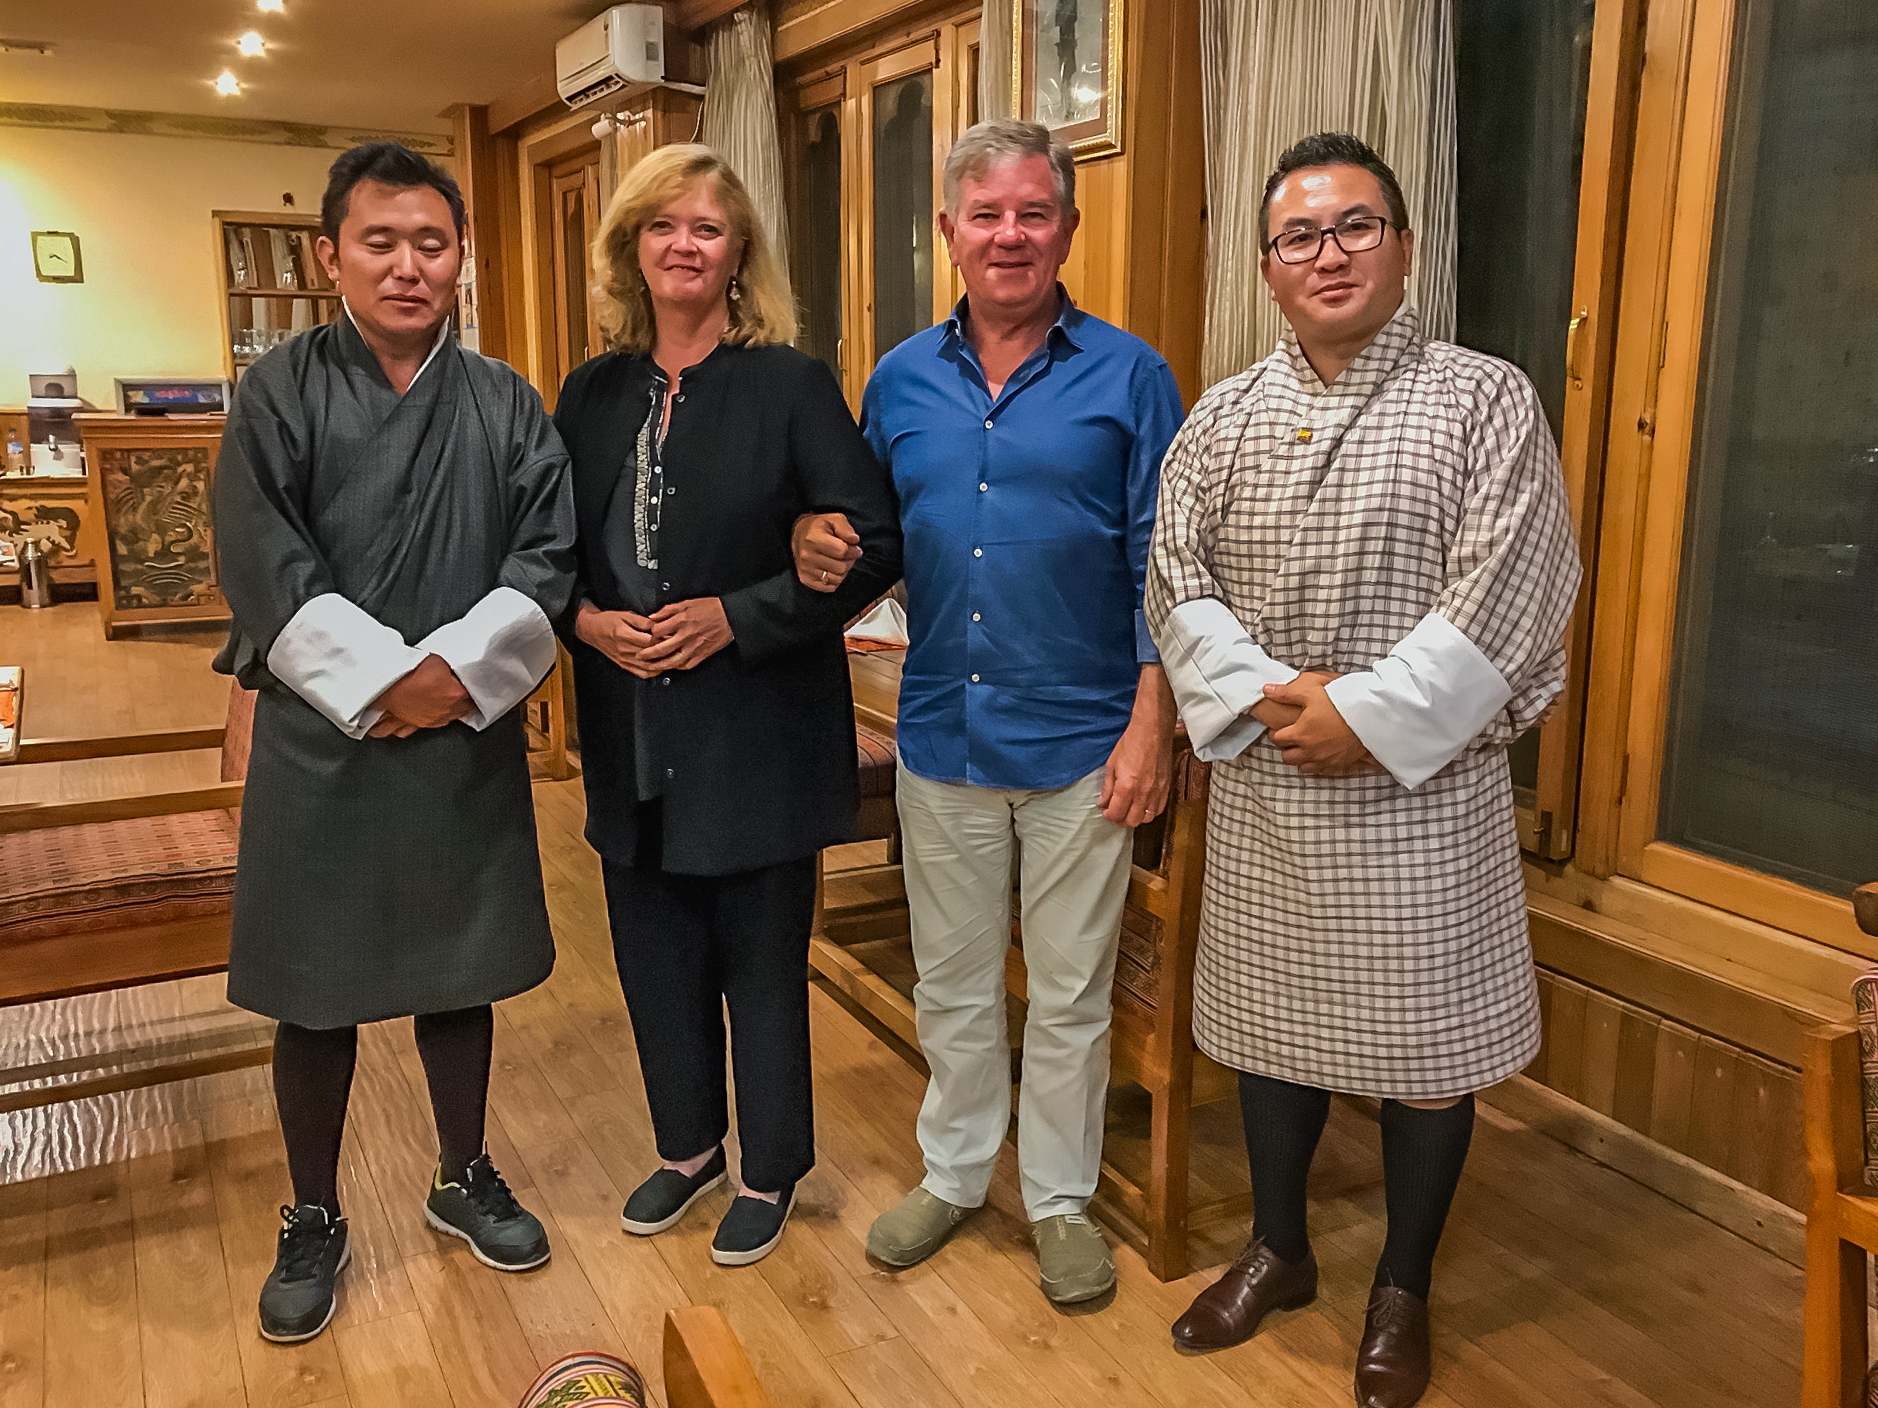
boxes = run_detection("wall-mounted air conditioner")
[556,4,665,109]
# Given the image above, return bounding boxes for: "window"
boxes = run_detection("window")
[1658,0,1878,898]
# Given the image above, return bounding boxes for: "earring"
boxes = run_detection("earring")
[728,276,742,303]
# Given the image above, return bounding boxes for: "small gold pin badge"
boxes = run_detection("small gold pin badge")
[1296,427,1314,443]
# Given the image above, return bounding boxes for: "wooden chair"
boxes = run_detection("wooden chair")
[524,647,578,782]
[663,1306,772,1408]
[814,730,1233,1280]
[1800,880,1878,1407]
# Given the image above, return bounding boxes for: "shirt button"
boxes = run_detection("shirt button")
[971,674,980,682]
[664,767,675,778]
[661,676,671,687]
[984,419,993,430]
[978,482,988,492]
[666,486,676,496]
[973,547,983,558]
[661,581,671,591]
[971,612,981,622]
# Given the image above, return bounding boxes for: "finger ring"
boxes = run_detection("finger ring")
[819,569,828,583]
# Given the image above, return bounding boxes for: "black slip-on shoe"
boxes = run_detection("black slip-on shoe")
[423,1153,551,1271]
[622,1147,729,1235]
[711,1183,796,1266]
[258,1204,351,1343]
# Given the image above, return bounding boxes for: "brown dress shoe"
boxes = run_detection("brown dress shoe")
[1170,1239,1318,1351]
[1354,1285,1432,1408]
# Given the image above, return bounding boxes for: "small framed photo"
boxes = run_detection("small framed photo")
[1013,0,1124,158]
[32,231,84,284]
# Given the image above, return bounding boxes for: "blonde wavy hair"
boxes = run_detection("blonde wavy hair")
[591,144,796,354]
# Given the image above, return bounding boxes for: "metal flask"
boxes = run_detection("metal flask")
[19,538,53,608]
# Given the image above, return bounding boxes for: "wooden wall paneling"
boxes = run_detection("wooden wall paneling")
[1529,971,1556,1085]
[1530,0,1651,863]
[1686,1034,1739,1173]
[1648,1018,1699,1154]
[1121,0,1205,406]
[448,103,512,363]
[1611,1002,1662,1134]
[1579,988,1625,1117]
[1572,0,1702,878]
[1728,1050,1802,1207]
[1545,975,1590,1104]
[493,130,527,372]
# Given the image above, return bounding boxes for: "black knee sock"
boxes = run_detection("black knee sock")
[1375,1094,1476,1299]
[273,1021,359,1217]
[1239,1072,1332,1264]
[414,1005,495,1180]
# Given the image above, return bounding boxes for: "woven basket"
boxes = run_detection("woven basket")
[516,1351,646,1408]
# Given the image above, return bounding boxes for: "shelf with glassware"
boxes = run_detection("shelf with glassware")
[212,209,345,383]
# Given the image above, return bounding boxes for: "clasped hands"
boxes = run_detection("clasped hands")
[576,598,733,678]
[1248,671,1386,778]
[367,654,472,739]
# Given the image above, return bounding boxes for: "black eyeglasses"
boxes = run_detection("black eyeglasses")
[1269,215,1395,265]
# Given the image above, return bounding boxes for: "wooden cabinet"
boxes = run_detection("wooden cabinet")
[1,407,96,588]
[74,415,230,637]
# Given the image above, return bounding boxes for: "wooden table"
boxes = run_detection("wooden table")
[0,666,19,763]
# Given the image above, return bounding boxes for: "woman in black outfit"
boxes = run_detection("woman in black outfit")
[553,144,900,1266]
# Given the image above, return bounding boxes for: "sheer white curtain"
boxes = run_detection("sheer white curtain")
[702,2,792,290]
[979,0,1013,122]
[1199,0,1457,387]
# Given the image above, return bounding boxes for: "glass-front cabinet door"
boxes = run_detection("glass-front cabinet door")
[1610,0,1878,949]
[780,9,979,408]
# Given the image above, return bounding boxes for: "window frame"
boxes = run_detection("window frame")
[1575,0,1874,956]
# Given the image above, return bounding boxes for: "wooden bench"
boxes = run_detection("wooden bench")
[1800,881,1878,1407]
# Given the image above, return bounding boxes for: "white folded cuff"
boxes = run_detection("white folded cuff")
[1154,597,1300,762]
[267,592,426,739]
[1323,612,1512,790]
[416,586,556,731]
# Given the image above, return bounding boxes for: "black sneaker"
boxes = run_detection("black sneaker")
[621,1147,728,1235]
[258,1204,350,1343]
[423,1153,551,1271]
[711,1183,796,1266]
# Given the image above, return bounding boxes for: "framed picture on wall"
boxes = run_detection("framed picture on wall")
[1013,0,1124,158]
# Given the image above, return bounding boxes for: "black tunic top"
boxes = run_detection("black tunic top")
[553,342,902,876]
[212,317,576,1027]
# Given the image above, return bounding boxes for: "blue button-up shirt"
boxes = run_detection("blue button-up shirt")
[862,291,1184,790]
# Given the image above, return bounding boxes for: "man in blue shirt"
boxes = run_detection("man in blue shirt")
[794,118,1182,1304]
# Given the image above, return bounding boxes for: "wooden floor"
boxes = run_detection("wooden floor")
[0,602,1807,1407]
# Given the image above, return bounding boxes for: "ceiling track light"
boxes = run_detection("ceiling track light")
[256,0,286,12]
[237,31,265,57]
[214,69,241,96]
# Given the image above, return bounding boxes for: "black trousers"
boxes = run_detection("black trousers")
[600,811,818,1194]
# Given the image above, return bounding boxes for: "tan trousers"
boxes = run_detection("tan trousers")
[895,760,1133,1220]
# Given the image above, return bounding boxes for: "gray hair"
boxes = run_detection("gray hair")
[942,118,1076,217]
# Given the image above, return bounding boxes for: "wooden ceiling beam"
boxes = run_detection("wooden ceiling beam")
[674,0,747,32]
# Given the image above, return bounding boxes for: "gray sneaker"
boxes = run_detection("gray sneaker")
[424,1154,550,1271]
[866,1187,978,1267]
[258,1204,351,1343]
[1034,1213,1115,1304]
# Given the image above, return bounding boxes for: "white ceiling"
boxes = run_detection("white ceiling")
[0,0,625,133]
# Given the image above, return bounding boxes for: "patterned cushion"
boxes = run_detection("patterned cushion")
[856,722,896,799]
[0,810,239,943]
[517,1351,646,1407]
